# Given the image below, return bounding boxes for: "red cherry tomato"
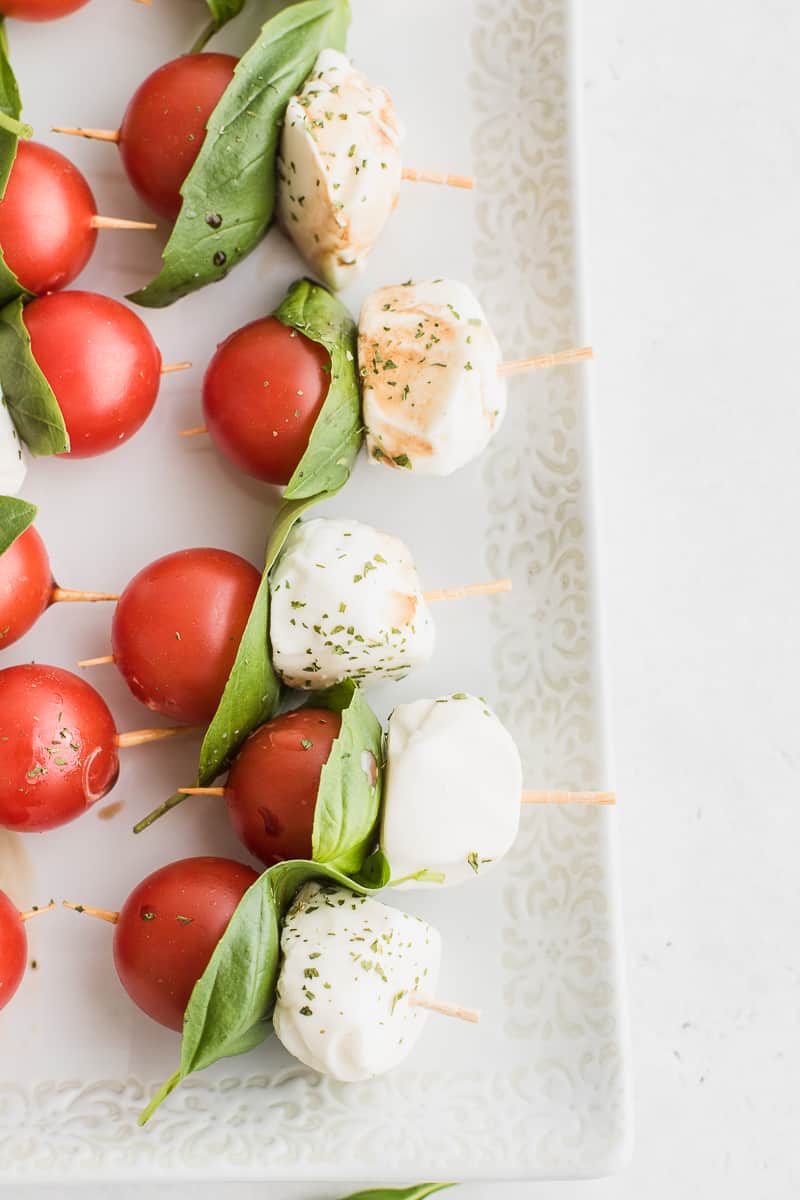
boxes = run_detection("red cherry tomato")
[202,317,331,485]
[111,548,261,724]
[118,53,237,221]
[0,142,97,294]
[0,664,119,832]
[0,890,27,1012]
[226,708,341,865]
[113,856,258,1031]
[23,291,162,458]
[0,526,53,651]
[0,0,90,19]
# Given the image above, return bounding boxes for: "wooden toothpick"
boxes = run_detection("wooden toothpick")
[423,578,511,603]
[52,126,121,143]
[62,900,119,924]
[90,215,157,232]
[161,362,192,375]
[115,727,196,749]
[50,588,118,604]
[499,346,593,377]
[402,167,475,190]
[409,993,481,1023]
[521,790,616,806]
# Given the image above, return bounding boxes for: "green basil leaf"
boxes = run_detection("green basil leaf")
[0,296,69,455]
[0,493,35,555]
[139,869,281,1126]
[276,279,362,499]
[337,1187,457,1200]
[309,679,383,874]
[140,857,383,1124]
[196,493,323,786]
[352,846,391,890]
[130,0,351,309]
[0,20,31,307]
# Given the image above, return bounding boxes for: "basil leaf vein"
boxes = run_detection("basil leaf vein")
[130,0,351,308]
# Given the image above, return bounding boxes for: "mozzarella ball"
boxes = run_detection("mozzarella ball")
[269,517,435,690]
[273,881,441,1081]
[381,693,522,889]
[360,279,507,475]
[277,50,403,290]
[0,395,26,495]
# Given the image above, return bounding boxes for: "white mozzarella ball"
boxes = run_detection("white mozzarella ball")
[0,395,27,496]
[381,693,522,889]
[360,279,507,475]
[269,517,435,690]
[273,881,441,1081]
[277,50,403,290]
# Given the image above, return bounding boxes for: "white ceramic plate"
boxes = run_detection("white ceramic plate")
[0,0,631,1182]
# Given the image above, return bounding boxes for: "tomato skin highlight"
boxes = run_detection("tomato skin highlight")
[0,0,90,20]
[0,142,97,294]
[119,53,237,221]
[0,526,53,651]
[226,708,341,865]
[22,291,162,459]
[202,317,331,485]
[0,890,27,1012]
[113,856,259,1031]
[0,664,119,832]
[111,548,261,724]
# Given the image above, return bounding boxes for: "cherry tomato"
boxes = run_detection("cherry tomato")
[0,890,27,1012]
[118,53,237,221]
[0,526,52,651]
[0,0,89,19]
[202,317,331,485]
[23,291,162,458]
[0,141,97,294]
[111,548,261,724]
[226,708,341,865]
[113,856,258,1031]
[0,664,119,832]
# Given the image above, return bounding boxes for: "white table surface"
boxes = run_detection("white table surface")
[17,0,800,1195]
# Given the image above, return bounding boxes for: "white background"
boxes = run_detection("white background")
[17,0,800,1195]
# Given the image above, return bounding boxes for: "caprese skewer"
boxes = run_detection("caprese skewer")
[183,278,591,481]
[172,691,614,878]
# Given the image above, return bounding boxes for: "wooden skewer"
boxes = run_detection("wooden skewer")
[521,790,616,806]
[90,215,157,232]
[402,167,474,191]
[51,587,118,604]
[18,900,56,922]
[176,347,592,442]
[498,346,594,377]
[52,126,121,143]
[77,654,115,668]
[161,362,192,375]
[62,900,119,924]
[177,786,614,807]
[409,994,480,1023]
[423,578,511,603]
[115,726,196,749]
